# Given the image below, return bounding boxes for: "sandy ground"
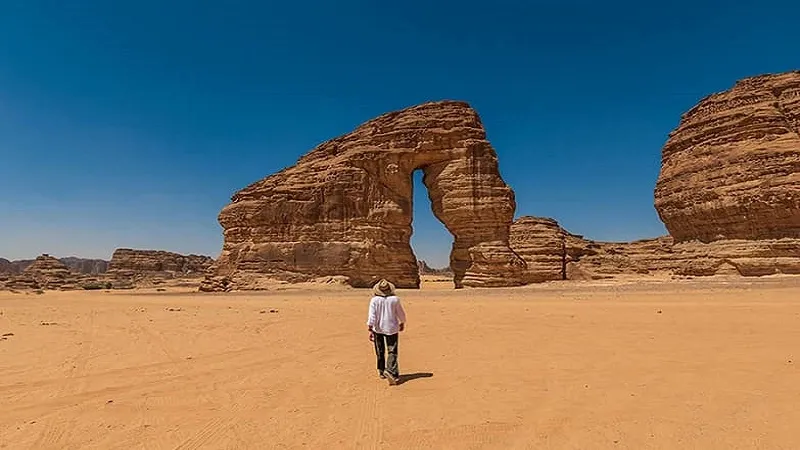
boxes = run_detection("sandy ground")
[1,276,799,449]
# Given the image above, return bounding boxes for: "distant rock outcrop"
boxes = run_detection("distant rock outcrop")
[508,216,800,281]
[0,254,104,291]
[1,250,213,291]
[0,258,32,275]
[107,249,214,284]
[509,217,567,283]
[22,254,74,289]
[207,101,525,290]
[417,260,453,277]
[60,257,109,275]
[655,71,800,242]
[0,257,109,275]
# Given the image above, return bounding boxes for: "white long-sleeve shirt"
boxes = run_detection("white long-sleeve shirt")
[367,295,406,335]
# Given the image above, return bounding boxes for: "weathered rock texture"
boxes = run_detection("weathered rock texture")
[509,217,566,283]
[417,260,453,277]
[0,254,90,290]
[107,249,214,282]
[655,71,800,242]
[0,258,33,275]
[508,216,800,281]
[0,257,108,275]
[1,251,213,291]
[210,101,525,290]
[21,254,74,289]
[60,257,109,275]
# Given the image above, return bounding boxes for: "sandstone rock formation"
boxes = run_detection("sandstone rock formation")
[508,216,800,281]
[0,254,91,290]
[107,249,214,283]
[417,260,453,277]
[22,254,74,289]
[60,257,109,275]
[508,217,566,283]
[201,72,799,291]
[1,250,214,291]
[209,101,525,290]
[0,258,31,275]
[655,71,800,242]
[0,257,109,275]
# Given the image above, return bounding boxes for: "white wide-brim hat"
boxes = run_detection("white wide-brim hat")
[372,279,396,297]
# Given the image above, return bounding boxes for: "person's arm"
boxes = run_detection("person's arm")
[396,298,407,331]
[367,298,376,341]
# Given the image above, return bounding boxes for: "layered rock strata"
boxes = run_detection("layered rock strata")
[655,71,800,242]
[107,249,214,282]
[0,254,103,291]
[0,257,109,275]
[508,216,800,281]
[21,254,74,289]
[209,101,525,290]
[508,217,566,282]
[417,260,453,277]
[60,257,109,274]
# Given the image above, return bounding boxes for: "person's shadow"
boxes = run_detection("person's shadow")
[398,372,433,385]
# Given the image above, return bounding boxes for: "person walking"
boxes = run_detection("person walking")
[367,279,406,385]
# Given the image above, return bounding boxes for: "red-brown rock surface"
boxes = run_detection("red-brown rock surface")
[0,257,109,275]
[508,217,566,282]
[3,254,80,290]
[655,71,800,242]
[107,249,214,280]
[417,260,453,277]
[23,254,73,288]
[209,101,525,290]
[509,216,800,281]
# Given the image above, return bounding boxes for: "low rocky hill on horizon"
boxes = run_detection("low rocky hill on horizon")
[0,256,109,275]
[1,249,215,292]
[417,260,454,277]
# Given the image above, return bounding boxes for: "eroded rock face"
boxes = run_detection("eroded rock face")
[60,257,109,275]
[508,217,566,282]
[0,257,109,275]
[509,216,800,280]
[19,254,74,289]
[211,101,525,289]
[655,71,800,242]
[417,260,453,277]
[107,249,214,279]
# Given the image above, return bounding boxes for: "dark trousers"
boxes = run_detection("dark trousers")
[373,333,399,377]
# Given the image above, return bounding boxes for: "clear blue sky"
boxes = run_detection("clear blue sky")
[1,1,798,266]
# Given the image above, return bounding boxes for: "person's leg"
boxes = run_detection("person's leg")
[385,334,399,379]
[373,333,386,376]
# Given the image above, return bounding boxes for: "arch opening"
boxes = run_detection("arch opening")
[410,169,455,287]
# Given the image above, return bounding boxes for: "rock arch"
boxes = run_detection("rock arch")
[209,101,527,289]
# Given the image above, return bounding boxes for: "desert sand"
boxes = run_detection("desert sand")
[1,276,799,449]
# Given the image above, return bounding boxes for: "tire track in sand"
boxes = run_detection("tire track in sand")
[171,395,244,450]
[398,421,519,449]
[353,377,383,449]
[31,308,98,449]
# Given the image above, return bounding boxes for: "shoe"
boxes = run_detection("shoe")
[386,373,399,386]
[379,372,386,379]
